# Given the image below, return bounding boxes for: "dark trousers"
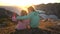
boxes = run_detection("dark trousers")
[29,28,43,34]
[29,28,52,34]
[10,29,29,34]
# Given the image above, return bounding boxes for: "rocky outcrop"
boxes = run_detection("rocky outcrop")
[35,3,60,19]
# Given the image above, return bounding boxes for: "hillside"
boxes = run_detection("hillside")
[35,3,60,19]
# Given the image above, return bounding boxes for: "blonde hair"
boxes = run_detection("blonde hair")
[28,6,35,11]
[21,10,27,16]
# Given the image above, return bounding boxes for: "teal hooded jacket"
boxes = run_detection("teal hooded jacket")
[16,11,40,28]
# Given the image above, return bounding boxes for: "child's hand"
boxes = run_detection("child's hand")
[27,25,30,29]
[12,16,17,21]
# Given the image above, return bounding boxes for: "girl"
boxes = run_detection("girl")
[15,10,30,34]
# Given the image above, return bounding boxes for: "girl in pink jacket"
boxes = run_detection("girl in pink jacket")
[13,10,30,34]
[16,10,30,30]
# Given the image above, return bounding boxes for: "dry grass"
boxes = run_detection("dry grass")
[38,19,60,34]
[0,18,60,34]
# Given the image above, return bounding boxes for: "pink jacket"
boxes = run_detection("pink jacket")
[12,14,30,30]
[16,19,30,30]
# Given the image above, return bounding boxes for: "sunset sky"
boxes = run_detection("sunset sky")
[0,0,60,6]
[0,0,60,15]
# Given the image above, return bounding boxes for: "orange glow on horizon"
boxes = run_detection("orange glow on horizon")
[0,0,59,13]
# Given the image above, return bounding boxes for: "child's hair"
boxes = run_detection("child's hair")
[19,10,27,22]
[28,6,35,11]
[21,10,27,16]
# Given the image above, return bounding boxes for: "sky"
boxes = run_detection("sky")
[0,0,60,15]
[0,0,60,6]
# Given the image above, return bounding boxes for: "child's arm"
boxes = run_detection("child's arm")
[16,12,33,20]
